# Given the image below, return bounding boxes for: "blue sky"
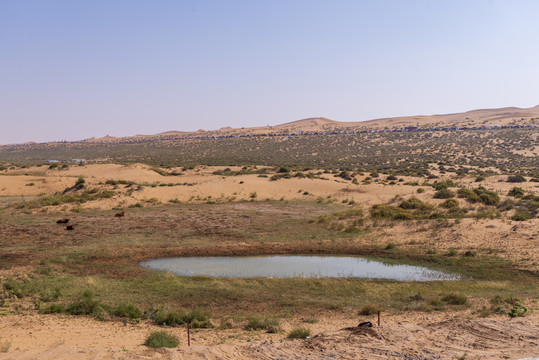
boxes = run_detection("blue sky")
[1,0,539,144]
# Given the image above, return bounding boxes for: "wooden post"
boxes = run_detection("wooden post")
[511,297,515,307]
[187,320,191,346]
[377,310,381,327]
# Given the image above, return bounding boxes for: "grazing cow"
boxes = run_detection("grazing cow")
[66,225,74,230]
[115,211,125,217]
[56,218,69,224]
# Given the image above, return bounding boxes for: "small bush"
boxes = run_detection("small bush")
[508,301,528,318]
[507,174,526,183]
[287,327,311,339]
[399,197,433,211]
[358,304,379,315]
[440,198,458,208]
[144,331,179,348]
[75,177,86,190]
[245,317,280,333]
[441,293,467,305]
[114,303,142,320]
[370,204,412,220]
[433,188,455,199]
[508,187,525,198]
[154,308,184,326]
[511,210,533,221]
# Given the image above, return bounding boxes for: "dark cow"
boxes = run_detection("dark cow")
[66,225,74,230]
[56,218,69,224]
[115,211,125,217]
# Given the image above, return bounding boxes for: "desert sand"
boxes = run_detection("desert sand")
[1,311,538,359]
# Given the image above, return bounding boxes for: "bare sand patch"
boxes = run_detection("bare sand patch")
[1,312,537,359]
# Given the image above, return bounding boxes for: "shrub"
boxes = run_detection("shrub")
[441,293,467,305]
[457,188,481,203]
[75,177,86,190]
[431,180,454,190]
[508,187,525,198]
[433,188,455,199]
[144,331,179,348]
[474,175,485,182]
[358,304,379,315]
[508,301,528,318]
[65,290,105,316]
[245,317,280,333]
[511,210,533,221]
[287,327,311,339]
[153,308,212,328]
[399,197,433,211]
[370,204,412,220]
[440,198,458,208]
[498,199,516,212]
[507,174,526,183]
[184,308,213,328]
[114,303,142,320]
[154,308,184,326]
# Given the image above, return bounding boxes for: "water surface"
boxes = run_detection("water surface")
[141,255,459,281]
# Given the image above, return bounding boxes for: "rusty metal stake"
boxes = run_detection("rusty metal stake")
[377,310,381,327]
[187,320,190,346]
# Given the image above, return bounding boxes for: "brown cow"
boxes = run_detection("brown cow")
[56,218,69,224]
[115,211,125,217]
[66,225,74,230]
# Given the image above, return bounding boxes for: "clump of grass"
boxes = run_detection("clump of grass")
[287,327,311,339]
[245,317,280,333]
[384,242,396,250]
[114,303,142,320]
[441,293,467,305]
[144,331,179,348]
[511,210,533,221]
[153,307,212,328]
[39,289,110,320]
[358,304,379,315]
[303,317,318,324]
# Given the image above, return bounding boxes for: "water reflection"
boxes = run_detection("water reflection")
[141,255,459,281]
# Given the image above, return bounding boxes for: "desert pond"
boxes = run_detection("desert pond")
[141,256,459,281]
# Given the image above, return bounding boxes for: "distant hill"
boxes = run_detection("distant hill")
[81,104,536,143]
[4,105,539,146]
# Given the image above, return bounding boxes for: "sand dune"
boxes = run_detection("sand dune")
[77,105,539,144]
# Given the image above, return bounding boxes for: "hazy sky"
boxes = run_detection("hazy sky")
[2,0,539,144]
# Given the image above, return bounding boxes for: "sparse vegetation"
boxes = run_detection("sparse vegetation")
[144,331,179,348]
[287,327,311,339]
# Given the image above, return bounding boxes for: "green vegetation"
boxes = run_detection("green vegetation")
[287,327,311,339]
[245,317,280,333]
[1,129,537,175]
[144,331,179,348]
[441,293,467,306]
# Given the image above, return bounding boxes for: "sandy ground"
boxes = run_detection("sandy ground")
[1,163,538,206]
[0,312,538,360]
